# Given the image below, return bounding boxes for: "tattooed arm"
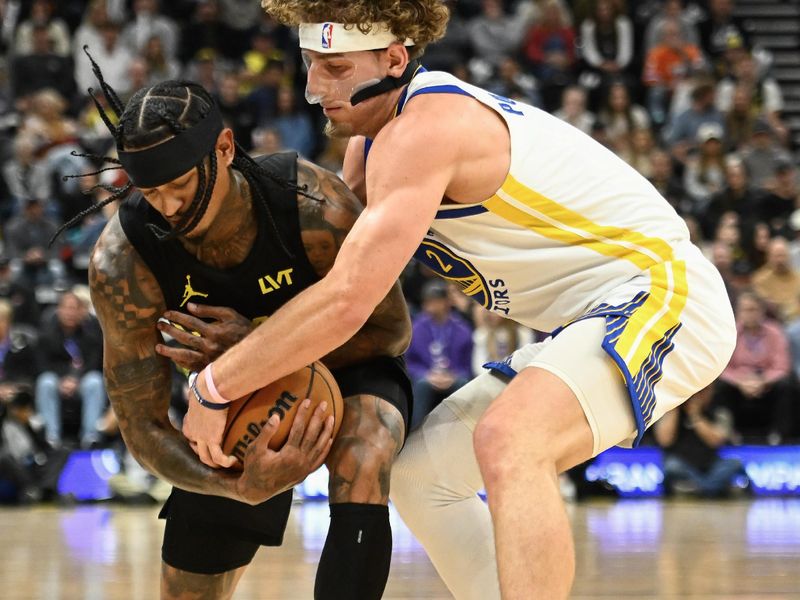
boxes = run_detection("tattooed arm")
[88,214,241,497]
[297,159,411,370]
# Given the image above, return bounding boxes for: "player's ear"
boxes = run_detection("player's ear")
[385,43,409,78]
[216,128,236,168]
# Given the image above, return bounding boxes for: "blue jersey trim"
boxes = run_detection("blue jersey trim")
[407,85,474,104]
[363,138,373,168]
[435,205,488,219]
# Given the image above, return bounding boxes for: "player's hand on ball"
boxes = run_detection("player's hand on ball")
[182,381,238,469]
[236,398,335,505]
[156,303,253,373]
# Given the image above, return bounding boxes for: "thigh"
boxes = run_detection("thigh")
[159,487,293,574]
[509,318,636,459]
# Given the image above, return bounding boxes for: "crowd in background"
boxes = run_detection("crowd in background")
[0,0,799,504]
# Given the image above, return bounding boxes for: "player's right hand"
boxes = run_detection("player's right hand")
[235,398,334,505]
[156,303,253,373]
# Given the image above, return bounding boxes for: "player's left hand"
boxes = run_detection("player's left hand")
[156,303,253,373]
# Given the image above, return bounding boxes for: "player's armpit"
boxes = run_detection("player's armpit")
[89,216,240,498]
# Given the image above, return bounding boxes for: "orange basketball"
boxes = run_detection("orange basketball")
[222,361,343,470]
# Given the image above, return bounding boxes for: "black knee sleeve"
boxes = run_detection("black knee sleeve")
[314,503,392,600]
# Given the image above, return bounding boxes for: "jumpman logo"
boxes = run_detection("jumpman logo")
[180,275,208,307]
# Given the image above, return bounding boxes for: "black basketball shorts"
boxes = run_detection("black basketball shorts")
[160,354,412,574]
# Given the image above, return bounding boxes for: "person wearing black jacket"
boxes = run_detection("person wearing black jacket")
[34,290,105,448]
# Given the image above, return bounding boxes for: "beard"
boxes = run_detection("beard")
[324,118,353,139]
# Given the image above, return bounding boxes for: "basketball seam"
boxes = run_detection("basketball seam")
[318,366,338,426]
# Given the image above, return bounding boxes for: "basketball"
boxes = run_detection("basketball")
[222,361,343,470]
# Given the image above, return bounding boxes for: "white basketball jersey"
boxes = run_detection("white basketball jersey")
[395,71,691,333]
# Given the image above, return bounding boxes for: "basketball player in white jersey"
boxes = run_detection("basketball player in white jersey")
[185,2,737,598]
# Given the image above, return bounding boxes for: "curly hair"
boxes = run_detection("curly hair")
[261,0,450,58]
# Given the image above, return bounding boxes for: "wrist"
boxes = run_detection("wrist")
[188,370,230,411]
[204,363,232,404]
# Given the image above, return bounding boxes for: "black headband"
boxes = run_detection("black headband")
[117,107,224,188]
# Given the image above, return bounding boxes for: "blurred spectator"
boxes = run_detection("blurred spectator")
[578,0,633,90]
[406,280,474,430]
[216,72,257,152]
[642,18,705,126]
[648,148,690,215]
[739,119,793,192]
[421,0,472,73]
[755,161,798,233]
[4,197,64,289]
[596,81,650,153]
[643,0,701,53]
[485,57,542,108]
[654,385,742,497]
[554,85,595,135]
[0,299,39,401]
[183,48,223,97]
[708,240,738,304]
[722,84,758,152]
[218,0,263,46]
[142,34,180,85]
[240,26,287,96]
[619,127,657,179]
[179,0,239,64]
[683,122,726,209]
[702,156,762,239]
[0,258,39,328]
[272,86,315,159]
[2,134,51,211]
[35,290,105,448]
[521,0,577,111]
[14,0,71,57]
[121,0,179,61]
[250,126,284,157]
[72,0,110,72]
[75,20,134,102]
[698,0,750,78]
[467,0,527,70]
[10,23,76,102]
[664,81,723,166]
[717,290,793,444]
[751,237,800,323]
[0,0,21,55]
[716,53,787,145]
[0,386,70,504]
[247,60,285,127]
[471,307,533,377]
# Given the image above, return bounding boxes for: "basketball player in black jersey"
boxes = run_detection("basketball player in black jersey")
[76,53,412,599]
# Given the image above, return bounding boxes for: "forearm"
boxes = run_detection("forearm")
[124,419,240,499]
[213,276,367,400]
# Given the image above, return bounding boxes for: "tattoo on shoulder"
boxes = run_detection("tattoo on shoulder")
[297,160,363,277]
[89,216,165,333]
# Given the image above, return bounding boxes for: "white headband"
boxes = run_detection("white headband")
[299,22,414,53]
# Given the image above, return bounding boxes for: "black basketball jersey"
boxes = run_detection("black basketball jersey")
[118,152,320,322]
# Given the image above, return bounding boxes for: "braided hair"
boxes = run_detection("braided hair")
[54,48,319,254]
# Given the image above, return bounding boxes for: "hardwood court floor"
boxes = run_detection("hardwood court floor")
[0,498,798,599]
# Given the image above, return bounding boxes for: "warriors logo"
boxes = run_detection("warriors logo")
[321,23,334,50]
[414,239,492,310]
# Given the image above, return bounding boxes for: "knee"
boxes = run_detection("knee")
[473,408,552,486]
[327,425,398,503]
[80,371,105,394]
[36,372,59,395]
